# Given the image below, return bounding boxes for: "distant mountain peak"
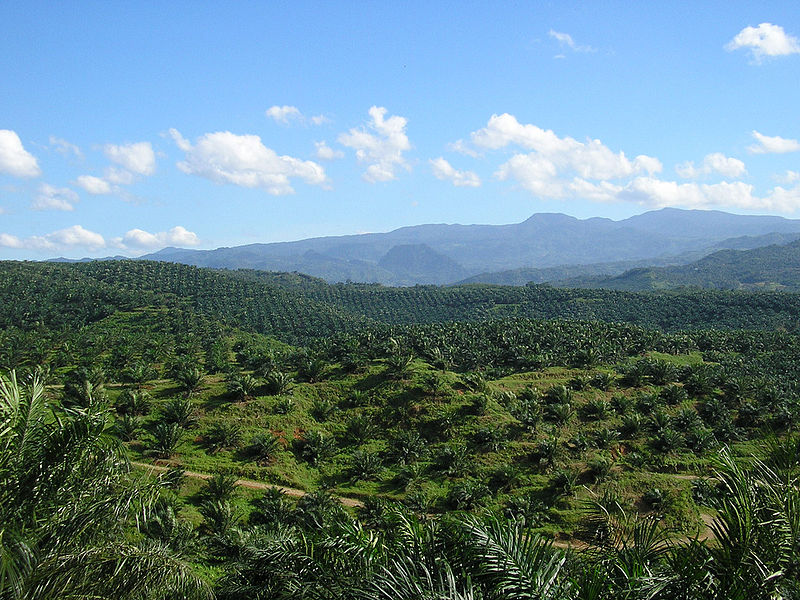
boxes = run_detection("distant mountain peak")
[133,208,800,286]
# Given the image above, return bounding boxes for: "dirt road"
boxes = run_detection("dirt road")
[131,460,365,508]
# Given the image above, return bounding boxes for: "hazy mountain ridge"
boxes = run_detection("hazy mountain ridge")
[459,231,800,286]
[132,208,800,285]
[562,238,800,291]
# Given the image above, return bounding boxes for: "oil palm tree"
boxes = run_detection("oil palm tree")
[0,371,210,599]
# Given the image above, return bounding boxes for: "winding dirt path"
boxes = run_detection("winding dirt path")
[131,461,364,508]
[131,462,715,548]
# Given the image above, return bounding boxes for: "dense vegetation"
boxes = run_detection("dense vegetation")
[564,238,800,292]
[2,259,800,598]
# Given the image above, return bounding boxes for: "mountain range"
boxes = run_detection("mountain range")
[558,237,800,292]
[134,208,800,286]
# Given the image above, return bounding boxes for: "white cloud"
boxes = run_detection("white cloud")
[338,106,411,182]
[49,136,82,159]
[726,23,800,62]
[0,130,41,178]
[266,105,302,124]
[104,166,135,185]
[572,176,800,213]
[748,130,800,154]
[0,233,23,248]
[118,225,200,249]
[32,183,78,211]
[5,225,107,250]
[0,224,200,253]
[169,128,328,194]
[473,114,661,197]
[548,29,596,53]
[462,113,800,213]
[44,225,105,248]
[429,157,481,187]
[448,139,480,157]
[266,106,328,126]
[315,141,344,160]
[104,141,156,175]
[76,175,113,195]
[496,154,564,197]
[676,153,747,179]
[776,170,800,185]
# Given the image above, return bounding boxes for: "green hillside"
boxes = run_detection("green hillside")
[566,239,800,291]
[3,259,800,598]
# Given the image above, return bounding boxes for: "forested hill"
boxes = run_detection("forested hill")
[1,260,370,342]
[564,238,800,292]
[6,260,800,341]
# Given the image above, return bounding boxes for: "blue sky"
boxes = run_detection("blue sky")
[2,1,800,259]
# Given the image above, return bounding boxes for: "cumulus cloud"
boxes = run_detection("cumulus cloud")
[471,113,660,197]
[566,176,800,213]
[266,105,302,124]
[448,139,480,157]
[104,166,135,185]
[76,175,113,195]
[32,183,78,211]
[266,105,328,126]
[0,223,201,253]
[726,23,800,62]
[104,141,156,176]
[0,234,23,248]
[429,157,481,187]
[116,225,200,249]
[621,178,800,212]
[49,136,82,159]
[676,153,747,179]
[338,106,411,182]
[776,170,800,185]
[0,225,107,250]
[748,130,800,154]
[315,141,344,160]
[43,225,105,248]
[548,30,596,53]
[169,128,328,194]
[0,130,41,178]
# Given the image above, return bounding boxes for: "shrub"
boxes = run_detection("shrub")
[587,455,613,482]
[227,374,259,401]
[433,443,471,477]
[249,488,294,528]
[161,398,196,428]
[115,389,151,416]
[343,414,377,445]
[642,487,664,509]
[620,413,643,436]
[590,372,615,391]
[349,449,384,481]
[581,397,611,420]
[245,432,281,464]
[446,479,490,510]
[390,430,426,464]
[114,414,142,441]
[264,371,294,395]
[202,473,239,502]
[204,422,243,453]
[148,422,184,458]
[273,397,294,414]
[293,431,336,466]
[310,398,336,422]
[471,425,507,452]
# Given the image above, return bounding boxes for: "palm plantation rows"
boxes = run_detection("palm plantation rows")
[2,259,800,599]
